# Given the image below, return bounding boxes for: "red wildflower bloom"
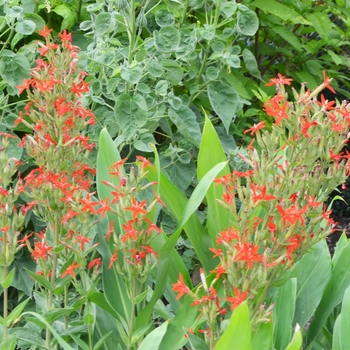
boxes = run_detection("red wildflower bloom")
[234,242,263,269]
[136,156,152,168]
[104,221,114,242]
[251,183,277,203]
[265,73,293,86]
[59,30,72,42]
[300,117,318,138]
[244,121,266,135]
[109,251,118,269]
[209,248,223,258]
[38,25,52,38]
[276,204,307,227]
[125,198,147,219]
[172,273,191,300]
[316,94,335,111]
[32,241,53,261]
[16,79,32,94]
[286,234,302,260]
[214,174,232,185]
[71,81,90,97]
[322,71,336,94]
[130,248,146,265]
[141,245,158,259]
[226,288,248,310]
[61,262,81,278]
[88,258,102,270]
[97,198,112,218]
[61,209,79,224]
[122,220,139,242]
[76,235,90,251]
[210,264,226,280]
[216,227,239,245]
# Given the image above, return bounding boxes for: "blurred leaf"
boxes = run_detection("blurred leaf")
[333,285,350,349]
[215,301,251,350]
[154,26,180,53]
[138,321,168,350]
[252,322,273,350]
[285,324,302,350]
[292,240,331,329]
[305,12,332,40]
[237,6,259,36]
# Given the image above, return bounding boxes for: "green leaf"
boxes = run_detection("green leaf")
[121,65,143,84]
[285,324,302,350]
[115,94,148,141]
[242,48,262,80]
[197,115,231,240]
[308,240,350,342]
[51,4,76,30]
[148,60,164,78]
[15,19,36,35]
[252,322,273,350]
[168,106,201,147]
[273,277,297,350]
[2,268,15,289]
[0,333,16,350]
[22,311,75,350]
[95,12,115,36]
[270,24,302,51]
[292,240,331,329]
[305,12,332,40]
[0,50,30,92]
[25,268,53,292]
[333,285,350,350]
[237,6,259,36]
[23,12,46,31]
[215,301,251,350]
[251,0,310,25]
[186,332,210,350]
[44,308,74,323]
[155,9,175,27]
[7,298,30,326]
[208,83,239,133]
[161,60,183,85]
[154,26,180,53]
[138,321,168,350]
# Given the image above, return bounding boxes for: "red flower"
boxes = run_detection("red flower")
[125,198,147,219]
[216,227,239,245]
[226,288,248,310]
[76,235,90,251]
[130,248,146,265]
[136,156,152,168]
[38,25,52,38]
[109,251,118,269]
[244,121,266,135]
[61,209,79,224]
[97,198,112,218]
[209,248,223,258]
[61,262,81,278]
[234,242,263,269]
[276,204,307,227]
[122,220,139,242]
[322,70,336,94]
[265,73,293,86]
[88,258,102,270]
[172,273,191,300]
[251,183,277,203]
[210,264,226,280]
[71,81,90,97]
[59,30,72,42]
[32,241,53,261]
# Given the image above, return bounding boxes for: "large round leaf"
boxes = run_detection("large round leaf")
[115,94,148,141]
[155,9,175,27]
[207,83,239,133]
[95,12,115,36]
[121,65,143,84]
[154,26,180,53]
[237,6,259,36]
[15,20,36,35]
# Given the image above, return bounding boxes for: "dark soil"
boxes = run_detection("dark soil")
[327,216,350,255]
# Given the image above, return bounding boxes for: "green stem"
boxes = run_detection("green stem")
[127,278,138,350]
[3,266,8,340]
[46,212,60,349]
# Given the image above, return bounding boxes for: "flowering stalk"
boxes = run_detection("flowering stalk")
[172,73,350,348]
[101,156,163,349]
[16,26,97,348]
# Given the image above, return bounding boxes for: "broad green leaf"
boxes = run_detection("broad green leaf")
[148,60,164,77]
[294,71,318,90]
[270,24,302,51]
[52,4,76,30]
[333,285,350,349]
[197,115,231,240]
[327,50,343,66]
[138,320,168,350]
[175,27,197,59]
[146,168,217,273]
[305,12,332,40]
[251,0,310,25]
[242,48,262,80]
[186,332,210,350]
[158,296,200,349]
[0,50,30,92]
[161,60,183,85]
[292,240,331,329]
[155,9,175,27]
[95,12,115,36]
[154,26,180,53]
[0,333,16,350]
[115,93,147,141]
[208,83,239,133]
[215,301,251,350]
[285,324,302,350]
[168,106,201,147]
[23,13,46,31]
[15,19,35,35]
[121,65,143,84]
[273,277,297,350]
[237,6,259,36]
[22,311,75,350]
[25,268,53,292]
[44,308,74,323]
[139,162,227,329]
[2,268,15,289]
[308,240,350,342]
[7,298,30,326]
[252,322,273,350]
